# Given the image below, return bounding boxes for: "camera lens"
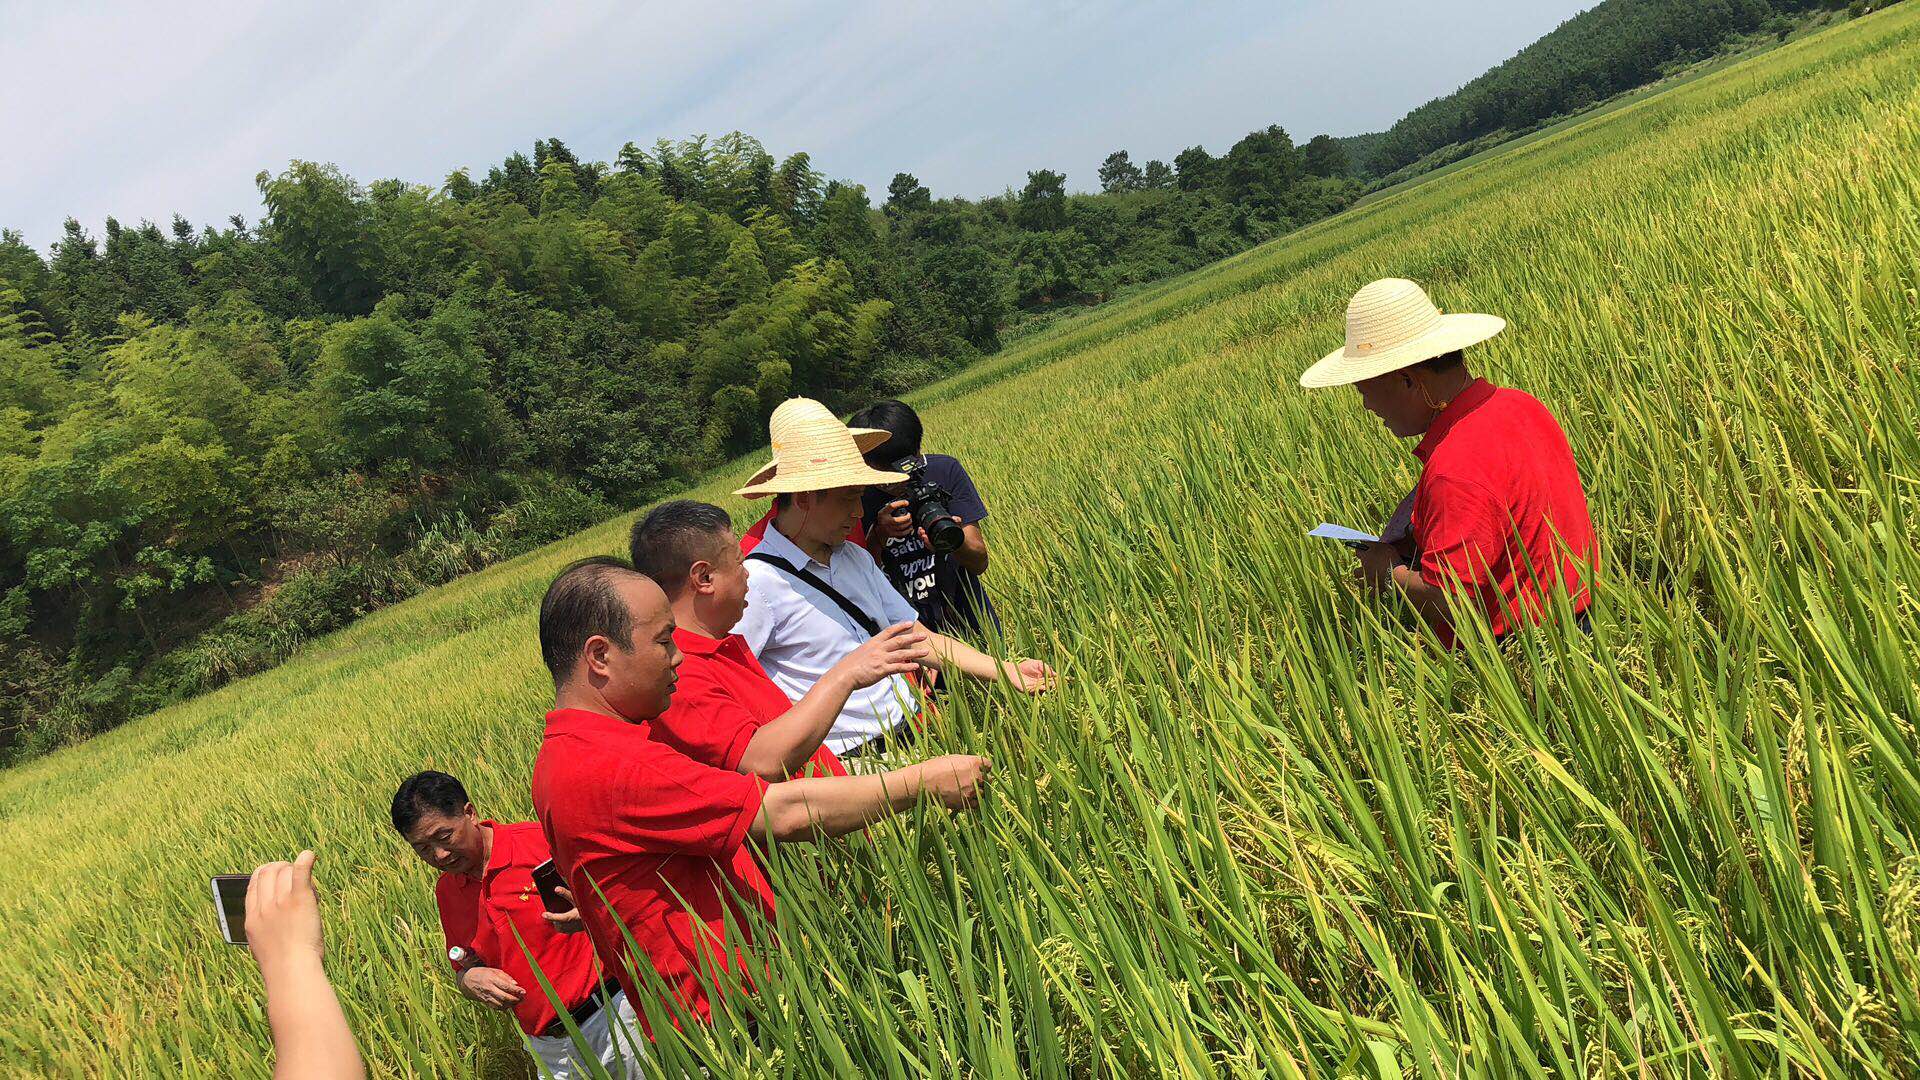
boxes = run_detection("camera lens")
[922,513,964,555]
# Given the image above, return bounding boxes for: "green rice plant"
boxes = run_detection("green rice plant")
[4,4,1919,1076]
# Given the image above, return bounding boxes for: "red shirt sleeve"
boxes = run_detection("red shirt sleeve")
[433,875,481,971]
[600,739,768,860]
[1416,473,1507,592]
[652,673,760,773]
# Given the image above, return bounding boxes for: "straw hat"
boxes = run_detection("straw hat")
[1299,278,1505,389]
[733,397,909,499]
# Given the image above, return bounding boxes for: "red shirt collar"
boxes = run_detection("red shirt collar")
[544,706,649,739]
[673,626,726,657]
[1415,377,1497,463]
[479,820,513,878]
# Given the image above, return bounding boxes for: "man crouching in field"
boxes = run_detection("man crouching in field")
[529,556,990,1043]
[1301,277,1596,646]
[389,771,637,1079]
[630,499,930,781]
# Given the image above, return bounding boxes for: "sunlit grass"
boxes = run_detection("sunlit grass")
[4,5,1919,1076]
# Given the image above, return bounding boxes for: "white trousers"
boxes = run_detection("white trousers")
[525,990,646,1079]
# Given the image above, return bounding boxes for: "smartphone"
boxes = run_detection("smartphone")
[530,859,570,914]
[211,874,251,946]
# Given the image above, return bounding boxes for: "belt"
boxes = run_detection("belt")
[538,976,623,1039]
[840,714,921,760]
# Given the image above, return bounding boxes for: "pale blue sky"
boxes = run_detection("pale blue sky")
[1,1,1592,250]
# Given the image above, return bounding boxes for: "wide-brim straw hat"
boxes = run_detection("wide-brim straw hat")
[1299,277,1505,388]
[733,397,909,499]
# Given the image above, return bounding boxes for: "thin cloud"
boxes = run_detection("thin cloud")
[0,0,1590,250]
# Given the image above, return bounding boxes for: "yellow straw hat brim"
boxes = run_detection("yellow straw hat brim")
[1298,312,1505,389]
[734,427,907,499]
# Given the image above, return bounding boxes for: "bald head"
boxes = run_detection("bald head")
[539,557,681,719]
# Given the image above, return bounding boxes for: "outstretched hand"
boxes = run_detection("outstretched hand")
[915,754,992,810]
[246,850,325,974]
[1002,657,1056,694]
[835,622,930,689]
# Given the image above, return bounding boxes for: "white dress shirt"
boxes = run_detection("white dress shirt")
[736,521,921,755]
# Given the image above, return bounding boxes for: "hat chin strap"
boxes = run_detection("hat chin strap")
[1417,377,1452,413]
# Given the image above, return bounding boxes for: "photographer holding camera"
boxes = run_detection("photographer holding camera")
[732,398,1052,762]
[847,400,997,637]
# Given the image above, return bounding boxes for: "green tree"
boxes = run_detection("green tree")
[921,241,1006,348]
[1098,151,1145,193]
[1016,170,1069,231]
[886,173,933,217]
[538,159,584,216]
[257,161,383,315]
[1173,146,1214,191]
[1302,134,1349,177]
[774,152,823,222]
[1218,125,1305,219]
[313,298,502,471]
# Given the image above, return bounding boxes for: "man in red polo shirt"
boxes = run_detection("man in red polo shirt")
[390,771,638,1079]
[1301,278,1595,645]
[530,556,991,1039]
[629,499,929,781]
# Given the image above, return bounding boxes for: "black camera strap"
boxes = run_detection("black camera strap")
[744,552,883,637]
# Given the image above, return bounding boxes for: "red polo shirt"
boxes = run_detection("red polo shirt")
[433,820,604,1037]
[654,628,849,779]
[740,507,864,554]
[531,708,774,1033]
[1412,377,1595,643]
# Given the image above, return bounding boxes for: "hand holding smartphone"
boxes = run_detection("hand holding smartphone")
[530,859,571,914]
[212,874,252,946]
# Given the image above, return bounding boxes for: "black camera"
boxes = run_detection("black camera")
[893,457,965,555]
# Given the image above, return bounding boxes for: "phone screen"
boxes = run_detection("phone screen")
[531,859,569,914]
[212,874,251,946]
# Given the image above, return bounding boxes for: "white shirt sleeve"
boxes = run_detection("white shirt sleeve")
[736,565,782,655]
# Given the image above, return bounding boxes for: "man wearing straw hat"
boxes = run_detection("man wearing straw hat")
[733,398,1054,763]
[1300,278,1595,645]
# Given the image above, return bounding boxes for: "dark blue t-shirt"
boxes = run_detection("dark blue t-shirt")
[861,454,998,636]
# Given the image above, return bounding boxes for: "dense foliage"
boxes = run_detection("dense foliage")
[1366,0,1867,176]
[0,126,1357,759]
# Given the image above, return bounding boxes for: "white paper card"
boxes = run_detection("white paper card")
[1308,522,1380,545]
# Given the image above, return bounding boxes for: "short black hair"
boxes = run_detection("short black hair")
[538,556,642,684]
[1413,349,1466,374]
[630,500,733,599]
[391,770,468,836]
[849,399,923,466]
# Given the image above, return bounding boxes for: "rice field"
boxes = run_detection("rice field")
[5,6,1919,1076]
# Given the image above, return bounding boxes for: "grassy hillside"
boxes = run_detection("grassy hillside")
[5,5,1919,1076]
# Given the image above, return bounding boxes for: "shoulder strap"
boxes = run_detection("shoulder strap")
[745,552,883,637]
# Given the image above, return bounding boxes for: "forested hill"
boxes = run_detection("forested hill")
[1362,0,1870,178]
[0,130,1359,760]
